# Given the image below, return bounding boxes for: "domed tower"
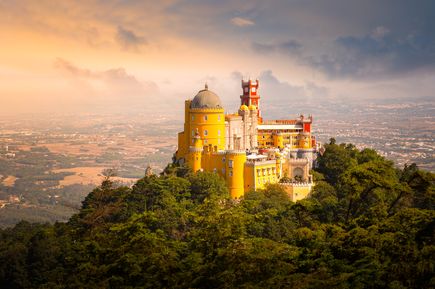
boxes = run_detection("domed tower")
[176,84,226,164]
[189,84,226,150]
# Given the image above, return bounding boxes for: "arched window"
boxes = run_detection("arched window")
[293,167,304,182]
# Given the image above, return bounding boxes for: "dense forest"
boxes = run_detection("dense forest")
[0,139,434,288]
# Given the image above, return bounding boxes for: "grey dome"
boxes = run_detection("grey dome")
[190,84,223,109]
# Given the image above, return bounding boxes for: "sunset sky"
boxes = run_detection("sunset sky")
[1,0,434,116]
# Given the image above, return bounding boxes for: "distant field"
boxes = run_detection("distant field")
[18,141,165,157]
[2,176,18,187]
[52,167,137,186]
[18,143,104,155]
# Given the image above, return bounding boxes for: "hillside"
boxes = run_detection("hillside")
[0,140,434,289]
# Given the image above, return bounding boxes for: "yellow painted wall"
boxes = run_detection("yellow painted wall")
[176,131,187,160]
[189,108,225,150]
[244,165,256,192]
[189,136,203,172]
[273,134,284,148]
[183,100,191,156]
[258,131,313,149]
[258,132,274,147]
[299,134,312,149]
[283,185,312,202]
[201,148,226,178]
[225,152,246,199]
[249,162,279,191]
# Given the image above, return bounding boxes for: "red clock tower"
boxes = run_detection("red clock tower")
[240,79,262,121]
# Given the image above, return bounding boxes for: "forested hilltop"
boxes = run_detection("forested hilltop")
[1,139,434,289]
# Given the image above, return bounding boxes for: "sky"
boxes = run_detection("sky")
[0,0,434,117]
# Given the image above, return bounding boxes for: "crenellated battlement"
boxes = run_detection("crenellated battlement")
[280,182,314,187]
[226,150,247,155]
[189,147,203,152]
[189,107,224,112]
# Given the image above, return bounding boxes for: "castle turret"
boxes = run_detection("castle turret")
[225,150,246,199]
[189,131,203,172]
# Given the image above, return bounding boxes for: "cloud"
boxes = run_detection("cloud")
[54,58,93,77]
[54,58,145,86]
[115,25,147,50]
[230,17,255,27]
[371,26,390,40]
[310,27,435,78]
[252,40,303,55]
[252,24,435,79]
[256,70,329,117]
[251,42,275,54]
[54,58,158,109]
[231,71,243,80]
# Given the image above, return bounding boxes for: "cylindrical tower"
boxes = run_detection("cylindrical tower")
[225,150,247,199]
[189,133,203,172]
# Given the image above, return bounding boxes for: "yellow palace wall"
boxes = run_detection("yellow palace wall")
[283,184,313,202]
[193,148,247,199]
[189,108,225,150]
[258,131,312,149]
[177,102,225,161]
[244,161,280,192]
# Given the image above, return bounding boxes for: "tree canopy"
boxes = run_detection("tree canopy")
[0,141,434,288]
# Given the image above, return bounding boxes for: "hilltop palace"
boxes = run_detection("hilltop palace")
[175,80,319,201]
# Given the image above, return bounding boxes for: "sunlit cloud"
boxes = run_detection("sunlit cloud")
[230,17,255,27]
[54,58,158,98]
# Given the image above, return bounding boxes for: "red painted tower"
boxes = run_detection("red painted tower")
[301,115,313,133]
[240,79,262,122]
